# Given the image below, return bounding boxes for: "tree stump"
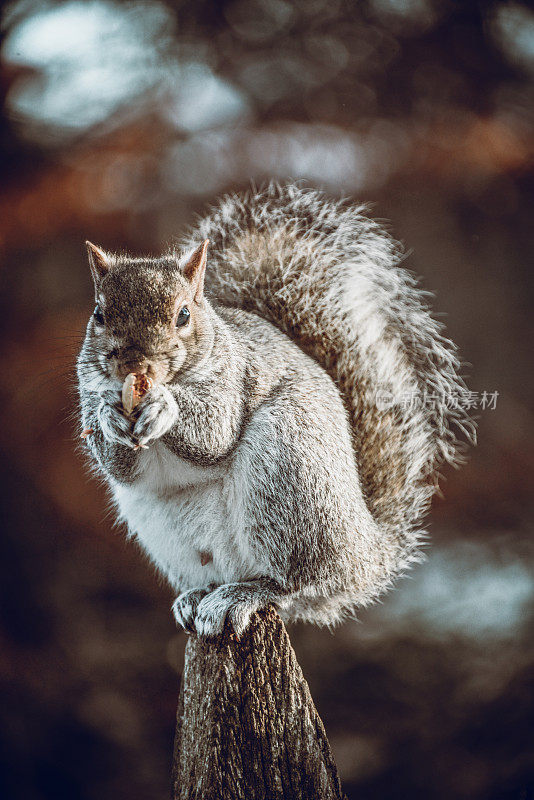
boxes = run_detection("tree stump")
[172,606,345,799]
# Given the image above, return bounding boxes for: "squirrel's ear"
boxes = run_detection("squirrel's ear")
[183,239,209,303]
[86,241,111,284]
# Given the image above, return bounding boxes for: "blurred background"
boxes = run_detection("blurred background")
[0,0,533,798]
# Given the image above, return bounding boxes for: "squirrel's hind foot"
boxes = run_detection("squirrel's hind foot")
[172,586,212,633]
[176,578,286,639]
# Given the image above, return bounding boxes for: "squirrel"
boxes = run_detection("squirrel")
[77,183,474,637]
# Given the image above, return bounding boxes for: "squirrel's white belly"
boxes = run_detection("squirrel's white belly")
[110,442,256,592]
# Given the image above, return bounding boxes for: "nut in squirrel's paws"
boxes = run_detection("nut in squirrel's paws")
[122,373,152,448]
[122,372,153,416]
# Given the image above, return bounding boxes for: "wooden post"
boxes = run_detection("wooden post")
[172,606,346,799]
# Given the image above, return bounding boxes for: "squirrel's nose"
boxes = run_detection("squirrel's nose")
[125,359,147,371]
[115,351,150,380]
[118,360,148,377]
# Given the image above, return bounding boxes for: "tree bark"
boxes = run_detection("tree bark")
[172,606,345,800]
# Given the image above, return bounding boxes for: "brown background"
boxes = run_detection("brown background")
[1,1,533,798]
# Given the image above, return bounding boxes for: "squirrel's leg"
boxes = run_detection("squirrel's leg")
[80,389,141,483]
[97,389,139,449]
[191,578,291,638]
[135,381,243,460]
[130,385,178,448]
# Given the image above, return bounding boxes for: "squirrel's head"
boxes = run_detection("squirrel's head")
[84,240,212,385]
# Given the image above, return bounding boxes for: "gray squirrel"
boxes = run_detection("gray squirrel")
[77,183,474,637]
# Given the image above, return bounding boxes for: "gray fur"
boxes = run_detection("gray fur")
[77,183,474,636]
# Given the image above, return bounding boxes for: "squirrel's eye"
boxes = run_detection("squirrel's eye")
[93,305,104,325]
[176,306,190,327]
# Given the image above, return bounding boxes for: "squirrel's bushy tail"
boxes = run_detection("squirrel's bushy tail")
[182,183,475,564]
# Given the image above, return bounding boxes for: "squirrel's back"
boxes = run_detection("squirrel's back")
[179,183,475,567]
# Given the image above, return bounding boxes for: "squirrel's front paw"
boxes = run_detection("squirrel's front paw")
[98,392,137,449]
[132,385,178,447]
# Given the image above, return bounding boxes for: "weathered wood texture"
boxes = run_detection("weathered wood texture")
[172,606,345,800]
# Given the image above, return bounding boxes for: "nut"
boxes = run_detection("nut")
[122,372,152,416]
